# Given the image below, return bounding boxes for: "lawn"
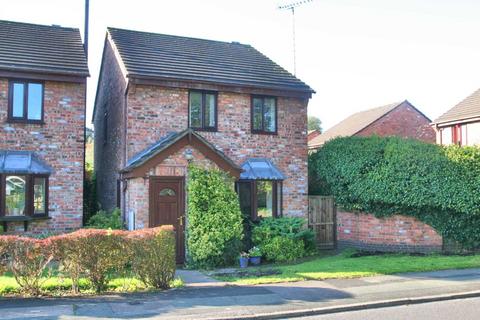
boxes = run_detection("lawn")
[214,251,480,285]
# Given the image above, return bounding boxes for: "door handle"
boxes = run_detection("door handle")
[178,215,184,226]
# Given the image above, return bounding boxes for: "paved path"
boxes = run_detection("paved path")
[1,268,480,319]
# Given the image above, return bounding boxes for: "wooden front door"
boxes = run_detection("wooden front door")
[149,176,185,263]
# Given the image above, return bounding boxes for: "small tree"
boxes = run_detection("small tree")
[308,116,322,132]
[187,166,244,268]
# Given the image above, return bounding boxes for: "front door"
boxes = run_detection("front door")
[149,176,185,264]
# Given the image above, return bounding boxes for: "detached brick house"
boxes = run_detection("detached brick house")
[432,88,480,146]
[93,27,313,262]
[308,100,435,150]
[0,20,89,233]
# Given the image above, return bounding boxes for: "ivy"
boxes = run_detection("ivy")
[310,136,480,248]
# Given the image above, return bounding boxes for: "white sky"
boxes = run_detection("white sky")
[1,0,480,130]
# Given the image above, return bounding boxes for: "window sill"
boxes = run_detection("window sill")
[190,127,217,132]
[7,119,45,125]
[0,216,50,232]
[251,130,277,136]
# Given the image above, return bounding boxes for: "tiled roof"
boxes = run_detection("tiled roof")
[0,20,89,77]
[240,158,285,180]
[107,27,313,93]
[309,101,403,148]
[433,88,480,125]
[0,151,52,174]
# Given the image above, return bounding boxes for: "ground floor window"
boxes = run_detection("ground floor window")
[1,175,48,217]
[236,180,282,219]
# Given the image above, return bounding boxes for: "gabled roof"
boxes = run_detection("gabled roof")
[107,27,313,94]
[240,158,285,180]
[122,129,242,178]
[0,20,89,77]
[309,100,426,148]
[433,88,480,125]
[0,151,52,174]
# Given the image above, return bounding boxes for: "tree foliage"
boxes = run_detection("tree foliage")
[309,136,480,248]
[308,116,322,132]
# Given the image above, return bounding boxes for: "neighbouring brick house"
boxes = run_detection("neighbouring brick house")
[0,20,89,233]
[432,87,480,146]
[308,100,435,150]
[93,27,314,262]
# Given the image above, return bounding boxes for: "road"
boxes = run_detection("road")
[290,297,480,320]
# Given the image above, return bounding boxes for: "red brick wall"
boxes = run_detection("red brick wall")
[125,85,308,217]
[356,102,435,143]
[0,78,85,233]
[337,211,442,252]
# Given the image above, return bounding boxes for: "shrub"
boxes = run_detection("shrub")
[252,217,316,254]
[86,208,124,230]
[0,236,54,295]
[127,226,176,289]
[309,136,480,248]
[262,236,305,263]
[84,162,98,224]
[187,166,244,268]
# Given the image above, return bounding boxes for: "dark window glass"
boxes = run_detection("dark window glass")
[237,180,282,220]
[33,177,46,215]
[5,175,26,216]
[257,181,273,218]
[252,96,276,133]
[237,182,252,217]
[27,83,43,120]
[189,91,217,130]
[159,188,176,196]
[9,81,43,122]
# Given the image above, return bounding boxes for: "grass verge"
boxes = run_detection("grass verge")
[214,251,480,285]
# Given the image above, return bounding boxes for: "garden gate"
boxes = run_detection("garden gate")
[308,196,337,249]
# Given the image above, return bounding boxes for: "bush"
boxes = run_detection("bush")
[187,166,244,268]
[0,236,54,295]
[252,217,316,254]
[86,208,124,230]
[84,162,98,224]
[127,226,176,289]
[309,136,480,248]
[262,236,305,263]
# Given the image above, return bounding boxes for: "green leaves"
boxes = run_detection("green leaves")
[310,136,480,248]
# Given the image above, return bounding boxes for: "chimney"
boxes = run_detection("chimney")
[84,0,89,60]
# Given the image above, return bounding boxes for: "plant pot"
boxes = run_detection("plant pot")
[249,256,261,265]
[239,257,249,268]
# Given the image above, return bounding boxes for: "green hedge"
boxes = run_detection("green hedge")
[186,166,244,268]
[309,136,480,248]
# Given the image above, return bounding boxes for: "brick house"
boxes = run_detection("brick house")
[0,20,89,233]
[93,27,314,262]
[308,100,435,150]
[432,88,480,146]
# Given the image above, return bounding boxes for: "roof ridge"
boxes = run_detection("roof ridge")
[0,19,79,31]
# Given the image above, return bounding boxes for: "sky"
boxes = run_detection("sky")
[1,0,480,130]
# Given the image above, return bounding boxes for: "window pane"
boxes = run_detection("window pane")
[159,188,176,196]
[277,182,282,216]
[12,83,24,118]
[204,93,216,128]
[27,83,43,120]
[238,182,252,217]
[34,177,46,214]
[189,92,202,128]
[256,181,273,218]
[252,98,263,130]
[264,98,276,132]
[5,176,26,216]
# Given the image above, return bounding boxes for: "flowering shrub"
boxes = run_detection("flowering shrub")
[127,226,176,289]
[0,236,54,295]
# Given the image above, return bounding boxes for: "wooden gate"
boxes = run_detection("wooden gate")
[308,196,336,249]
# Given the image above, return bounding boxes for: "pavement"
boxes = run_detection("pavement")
[1,268,480,319]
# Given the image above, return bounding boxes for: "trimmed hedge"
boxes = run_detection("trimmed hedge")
[309,136,480,248]
[187,166,244,268]
[0,226,175,295]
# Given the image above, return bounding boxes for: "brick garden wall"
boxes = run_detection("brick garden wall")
[0,78,85,233]
[356,102,436,143]
[337,210,443,253]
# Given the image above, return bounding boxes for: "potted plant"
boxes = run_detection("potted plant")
[239,252,249,268]
[248,246,262,265]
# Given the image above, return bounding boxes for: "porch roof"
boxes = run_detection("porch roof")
[240,158,285,180]
[0,151,52,175]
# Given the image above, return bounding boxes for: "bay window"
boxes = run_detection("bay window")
[237,180,282,219]
[1,175,48,217]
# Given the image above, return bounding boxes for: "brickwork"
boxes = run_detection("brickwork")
[0,78,85,233]
[337,211,443,253]
[356,102,435,143]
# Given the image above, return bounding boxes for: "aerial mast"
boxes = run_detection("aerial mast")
[278,0,313,76]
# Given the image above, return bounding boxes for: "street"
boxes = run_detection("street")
[292,297,480,320]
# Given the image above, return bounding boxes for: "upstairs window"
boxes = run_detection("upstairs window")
[252,96,276,134]
[8,80,44,123]
[189,91,217,131]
